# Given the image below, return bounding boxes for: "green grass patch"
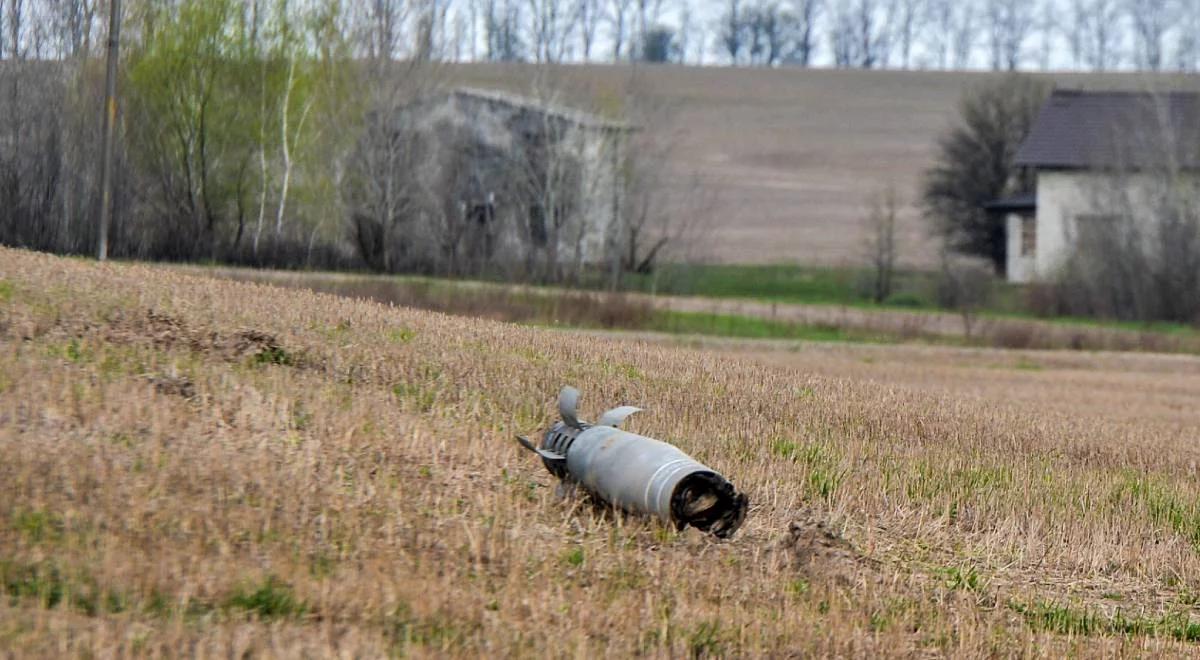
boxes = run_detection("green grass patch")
[253,346,295,366]
[614,263,1027,312]
[623,263,873,306]
[385,602,480,651]
[561,546,585,568]
[644,310,880,343]
[225,575,306,619]
[771,438,847,502]
[941,565,987,593]
[1012,600,1200,641]
[1111,472,1200,550]
[686,620,728,658]
[388,327,417,343]
[1,560,126,616]
[0,279,13,303]
[11,509,65,544]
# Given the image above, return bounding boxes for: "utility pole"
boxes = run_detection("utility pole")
[97,0,121,261]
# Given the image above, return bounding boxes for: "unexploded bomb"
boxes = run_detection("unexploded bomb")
[517,386,748,539]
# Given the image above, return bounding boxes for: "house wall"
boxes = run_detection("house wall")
[1031,170,1199,279]
[1005,213,1036,283]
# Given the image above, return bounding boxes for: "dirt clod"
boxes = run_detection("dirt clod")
[779,513,873,584]
[146,373,196,399]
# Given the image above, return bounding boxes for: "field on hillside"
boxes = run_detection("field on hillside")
[4,248,1200,656]
[449,64,1200,267]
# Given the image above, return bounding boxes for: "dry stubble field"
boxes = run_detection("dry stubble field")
[3,247,1200,656]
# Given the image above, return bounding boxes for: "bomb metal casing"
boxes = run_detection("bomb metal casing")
[517,386,748,539]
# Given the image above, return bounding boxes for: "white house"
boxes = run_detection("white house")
[993,90,1200,283]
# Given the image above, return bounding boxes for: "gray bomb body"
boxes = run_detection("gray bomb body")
[567,425,712,523]
[518,387,748,538]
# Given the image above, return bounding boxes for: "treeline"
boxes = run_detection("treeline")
[7,2,1199,71]
[491,0,1199,71]
[2,1,371,269]
[2,1,674,277]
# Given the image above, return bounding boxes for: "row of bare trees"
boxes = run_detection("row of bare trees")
[4,2,1199,70]
[457,0,1200,71]
[722,0,1200,71]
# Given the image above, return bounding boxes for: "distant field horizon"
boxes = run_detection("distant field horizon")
[448,63,1200,268]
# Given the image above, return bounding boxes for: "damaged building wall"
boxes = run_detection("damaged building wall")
[348,87,631,280]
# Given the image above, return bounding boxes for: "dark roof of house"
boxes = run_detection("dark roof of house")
[983,192,1037,212]
[1014,90,1200,170]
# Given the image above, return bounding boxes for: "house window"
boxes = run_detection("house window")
[1020,216,1036,257]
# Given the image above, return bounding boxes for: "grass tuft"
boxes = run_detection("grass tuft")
[225,576,306,620]
[1012,600,1200,642]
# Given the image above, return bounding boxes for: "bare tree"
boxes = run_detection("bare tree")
[675,2,692,63]
[894,0,924,69]
[925,0,955,68]
[857,0,894,68]
[719,0,744,64]
[449,9,467,61]
[950,0,977,68]
[830,1,855,66]
[788,0,821,66]
[1176,3,1200,71]
[1069,0,1124,71]
[576,0,600,60]
[468,0,480,60]
[527,0,579,63]
[830,0,894,69]
[607,0,632,60]
[363,0,405,60]
[272,43,316,244]
[483,0,524,61]
[862,185,899,303]
[1033,0,1056,70]
[984,0,1033,70]
[48,0,98,57]
[936,250,993,338]
[615,97,713,284]
[1127,0,1173,71]
[743,1,789,66]
[344,61,444,272]
[6,0,27,59]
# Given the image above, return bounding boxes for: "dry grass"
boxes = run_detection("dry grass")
[447,63,1200,267]
[3,247,1200,656]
